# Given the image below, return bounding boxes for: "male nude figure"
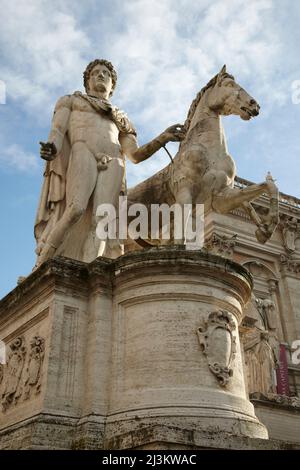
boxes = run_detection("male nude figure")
[35,59,185,266]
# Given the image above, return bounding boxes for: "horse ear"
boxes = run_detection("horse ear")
[217,65,226,85]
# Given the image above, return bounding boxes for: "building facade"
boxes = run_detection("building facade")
[205,176,300,443]
[0,176,299,449]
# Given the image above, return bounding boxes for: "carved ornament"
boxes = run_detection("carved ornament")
[197,310,236,387]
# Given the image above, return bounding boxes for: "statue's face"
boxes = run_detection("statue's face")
[207,71,260,121]
[88,64,113,97]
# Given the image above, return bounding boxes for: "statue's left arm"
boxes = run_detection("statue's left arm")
[120,124,186,164]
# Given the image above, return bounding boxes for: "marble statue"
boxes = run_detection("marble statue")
[34,59,185,266]
[241,295,279,396]
[128,65,279,246]
[243,327,279,395]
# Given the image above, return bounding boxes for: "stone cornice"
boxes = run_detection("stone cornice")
[112,246,253,314]
[0,256,113,316]
[250,392,300,411]
[234,177,300,217]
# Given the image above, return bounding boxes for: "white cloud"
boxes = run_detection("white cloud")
[0,80,6,104]
[0,0,299,196]
[101,0,287,182]
[106,0,283,133]
[0,0,283,122]
[0,0,90,114]
[0,144,39,172]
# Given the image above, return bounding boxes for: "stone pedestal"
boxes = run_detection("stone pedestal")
[0,247,270,449]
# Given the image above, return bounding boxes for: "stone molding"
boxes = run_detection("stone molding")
[250,392,300,410]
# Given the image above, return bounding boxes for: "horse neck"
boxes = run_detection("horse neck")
[183,96,228,155]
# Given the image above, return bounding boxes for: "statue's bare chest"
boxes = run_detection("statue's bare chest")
[69,97,118,135]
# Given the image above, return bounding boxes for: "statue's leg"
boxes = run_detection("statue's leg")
[92,158,125,259]
[212,181,279,243]
[36,143,97,266]
[35,210,60,256]
[212,183,267,213]
[174,186,193,245]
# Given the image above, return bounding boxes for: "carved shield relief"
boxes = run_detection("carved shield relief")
[197,310,236,387]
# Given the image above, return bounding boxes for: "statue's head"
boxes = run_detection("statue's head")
[208,65,260,120]
[83,59,117,97]
[184,65,260,135]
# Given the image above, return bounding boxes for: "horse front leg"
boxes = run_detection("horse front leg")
[174,186,193,245]
[246,176,279,242]
[212,182,267,214]
[212,178,279,244]
[241,201,271,243]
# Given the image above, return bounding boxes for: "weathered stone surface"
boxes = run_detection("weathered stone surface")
[251,394,300,445]
[204,185,300,401]
[0,248,273,449]
[105,424,299,450]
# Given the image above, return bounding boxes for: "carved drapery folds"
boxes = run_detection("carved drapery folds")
[241,292,279,396]
[242,327,279,396]
[241,259,281,396]
[0,335,45,412]
[197,310,236,387]
[279,216,300,274]
[255,297,277,331]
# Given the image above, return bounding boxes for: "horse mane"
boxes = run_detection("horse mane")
[183,71,234,131]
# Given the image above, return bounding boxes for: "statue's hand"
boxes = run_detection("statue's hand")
[39,142,57,161]
[159,124,186,144]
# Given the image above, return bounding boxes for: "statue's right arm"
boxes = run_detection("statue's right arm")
[40,95,72,160]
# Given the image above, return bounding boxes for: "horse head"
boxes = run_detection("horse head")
[207,65,260,121]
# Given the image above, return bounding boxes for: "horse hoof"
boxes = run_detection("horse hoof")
[255,228,269,244]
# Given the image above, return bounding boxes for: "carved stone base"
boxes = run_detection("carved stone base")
[0,248,269,449]
[0,416,296,450]
[0,414,105,450]
[106,424,298,450]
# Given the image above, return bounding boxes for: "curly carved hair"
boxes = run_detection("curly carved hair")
[83,59,117,96]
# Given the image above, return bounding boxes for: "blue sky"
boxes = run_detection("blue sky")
[0,0,299,298]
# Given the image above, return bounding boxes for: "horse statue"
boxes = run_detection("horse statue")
[127,65,279,246]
